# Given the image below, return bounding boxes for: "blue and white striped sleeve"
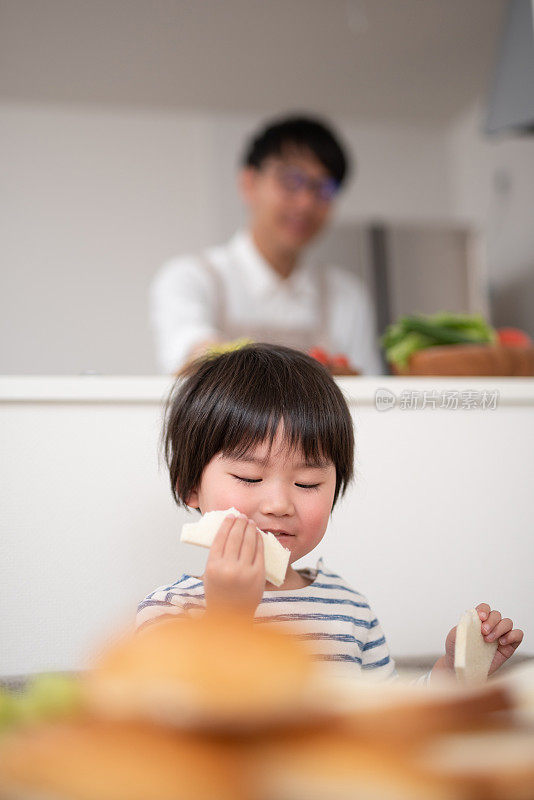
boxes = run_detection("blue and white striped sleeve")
[136,576,205,630]
[136,590,185,631]
[361,607,397,681]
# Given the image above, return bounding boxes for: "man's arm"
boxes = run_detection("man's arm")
[149,256,219,374]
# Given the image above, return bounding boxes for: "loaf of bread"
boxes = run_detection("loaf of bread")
[320,674,511,743]
[84,611,318,730]
[0,718,245,800]
[253,725,461,800]
[1,607,532,800]
[181,507,290,587]
[413,724,534,800]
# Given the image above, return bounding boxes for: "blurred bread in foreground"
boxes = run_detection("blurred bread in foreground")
[321,674,512,742]
[0,718,246,800]
[1,609,532,800]
[252,725,462,800]
[252,717,534,800]
[414,723,534,800]
[84,611,319,729]
[493,660,534,725]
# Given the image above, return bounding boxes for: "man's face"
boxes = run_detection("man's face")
[240,147,338,254]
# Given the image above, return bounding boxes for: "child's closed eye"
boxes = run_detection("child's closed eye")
[232,475,320,490]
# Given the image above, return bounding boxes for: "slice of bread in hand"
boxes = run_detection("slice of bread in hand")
[181,508,290,587]
[454,608,498,685]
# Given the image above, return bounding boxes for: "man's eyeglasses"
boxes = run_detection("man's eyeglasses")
[270,164,339,203]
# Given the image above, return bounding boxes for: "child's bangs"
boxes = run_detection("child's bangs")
[219,394,334,469]
[164,343,353,509]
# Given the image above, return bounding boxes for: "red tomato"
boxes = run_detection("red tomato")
[330,354,350,368]
[497,327,532,347]
[308,347,330,365]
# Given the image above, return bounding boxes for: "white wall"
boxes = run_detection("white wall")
[1,376,532,676]
[449,100,534,335]
[0,101,452,375]
[1,103,215,375]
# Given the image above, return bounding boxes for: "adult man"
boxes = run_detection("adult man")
[150,115,382,374]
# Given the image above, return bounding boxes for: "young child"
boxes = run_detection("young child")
[137,343,523,682]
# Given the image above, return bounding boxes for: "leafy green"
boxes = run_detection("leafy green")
[0,689,17,733]
[0,674,83,736]
[381,312,497,368]
[385,332,435,370]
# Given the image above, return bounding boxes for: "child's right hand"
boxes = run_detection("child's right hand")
[203,513,265,616]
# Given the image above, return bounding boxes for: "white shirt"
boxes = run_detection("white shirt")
[149,230,383,374]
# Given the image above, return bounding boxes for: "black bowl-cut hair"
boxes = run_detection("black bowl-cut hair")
[242,115,350,187]
[163,343,354,512]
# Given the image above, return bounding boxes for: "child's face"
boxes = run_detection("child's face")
[186,425,336,565]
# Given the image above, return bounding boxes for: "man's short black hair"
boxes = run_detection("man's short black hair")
[163,343,354,511]
[242,115,350,187]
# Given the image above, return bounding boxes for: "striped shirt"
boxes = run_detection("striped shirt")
[136,557,399,681]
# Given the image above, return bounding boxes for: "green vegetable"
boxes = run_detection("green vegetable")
[0,674,83,735]
[385,332,435,370]
[19,674,83,722]
[429,312,496,336]
[381,312,497,368]
[380,320,409,350]
[0,689,17,733]
[400,316,488,345]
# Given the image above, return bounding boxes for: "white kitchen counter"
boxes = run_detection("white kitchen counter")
[1,374,534,404]
[2,375,533,675]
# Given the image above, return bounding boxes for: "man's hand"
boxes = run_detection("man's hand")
[203,513,265,616]
[432,602,524,681]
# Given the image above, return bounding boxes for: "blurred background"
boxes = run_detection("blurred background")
[2,0,534,375]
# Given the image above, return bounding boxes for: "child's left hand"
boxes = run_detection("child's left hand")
[442,603,524,677]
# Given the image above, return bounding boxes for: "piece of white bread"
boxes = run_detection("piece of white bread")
[181,508,290,587]
[454,608,498,684]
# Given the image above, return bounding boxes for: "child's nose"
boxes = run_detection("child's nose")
[259,486,294,517]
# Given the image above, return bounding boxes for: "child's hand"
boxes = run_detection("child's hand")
[441,603,524,677]
[203,513,265,616]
